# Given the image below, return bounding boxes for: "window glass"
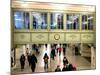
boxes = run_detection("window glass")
[32,12,47,29]
[51,13,63,29]
[66,14,79,30]
[88,15,94,30]
[14,12,29,29]
[82,15,87,30]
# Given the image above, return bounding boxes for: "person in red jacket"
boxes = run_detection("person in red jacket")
[72,65,77,71]
[58,47,62,56]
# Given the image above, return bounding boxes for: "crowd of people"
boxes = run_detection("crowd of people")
[19,44,77,73]
[50,44,67,60]
[55,56,76,72]
[19,44,42,72]
[55,63,76,72]
[20,53,37,72]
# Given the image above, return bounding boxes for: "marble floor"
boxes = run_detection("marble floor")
[11,44,91,75]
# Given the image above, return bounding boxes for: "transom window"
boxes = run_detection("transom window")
[50,13,63,29]
[66,14,79,30]
[82,14,94,30]
[82,15,88,30]
[88,15,94,30]
[14,11,30,29]
[14,11,94,31]
[32,12,47,29]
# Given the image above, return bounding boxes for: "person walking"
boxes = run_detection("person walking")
[43,53,49,72]
[63,44,66,56]
[30,53,37,72]
[20,54,26,71]
[58,47,62,56]
[75,46,79,55]
[35,46,39,55]
[63,57,68,66]
[56,44,60,53]
[32,44,36,50]
[26,48,29,56]
[27,53,31,66]
[50,48,56,60]
[45,44,47,49]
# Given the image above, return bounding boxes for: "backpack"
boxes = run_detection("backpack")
[44,57,48,63]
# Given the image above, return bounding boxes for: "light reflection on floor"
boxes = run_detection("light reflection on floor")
[39,44,51,67]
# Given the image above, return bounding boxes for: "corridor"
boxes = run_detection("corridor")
[11,44,91,75]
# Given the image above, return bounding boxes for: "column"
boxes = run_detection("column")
[86,14,88,30]
[64,13,66,31]
[91,46,96,69]
[30,12,32,42]
[30,12,32,30]
[11,11,14,48]
[47,13,50,31]
[56,14,58,29]
[80,14,82,31]
[80,43,83,56]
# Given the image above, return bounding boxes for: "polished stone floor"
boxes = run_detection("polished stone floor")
[11,44,91,75]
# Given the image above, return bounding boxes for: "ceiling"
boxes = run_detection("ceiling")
[11,0,96,12]
[12,0,96,5]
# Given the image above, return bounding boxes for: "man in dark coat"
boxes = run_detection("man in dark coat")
[30,53,37,72]
[27,53,31,66]
[20,54,26,71]
[63,57,68,66]
[51,48,55,60]
[75,46,78,55]
[63,46,66,56]
[63,44,67,55]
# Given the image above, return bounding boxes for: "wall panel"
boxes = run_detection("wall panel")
[14,33,31,43]
[65,33,81,43]
[32,33,48,43]
[81,33,94,43]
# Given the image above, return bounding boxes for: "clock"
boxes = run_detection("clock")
[54,34,60,40]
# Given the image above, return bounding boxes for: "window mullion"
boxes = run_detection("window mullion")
[80,14,82,31]
[87,14,88,30]
[47,12,50,31]
[30,12,32,30]
[64,13,66,31]
[56,14,58,29]
[72,14,74,30]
